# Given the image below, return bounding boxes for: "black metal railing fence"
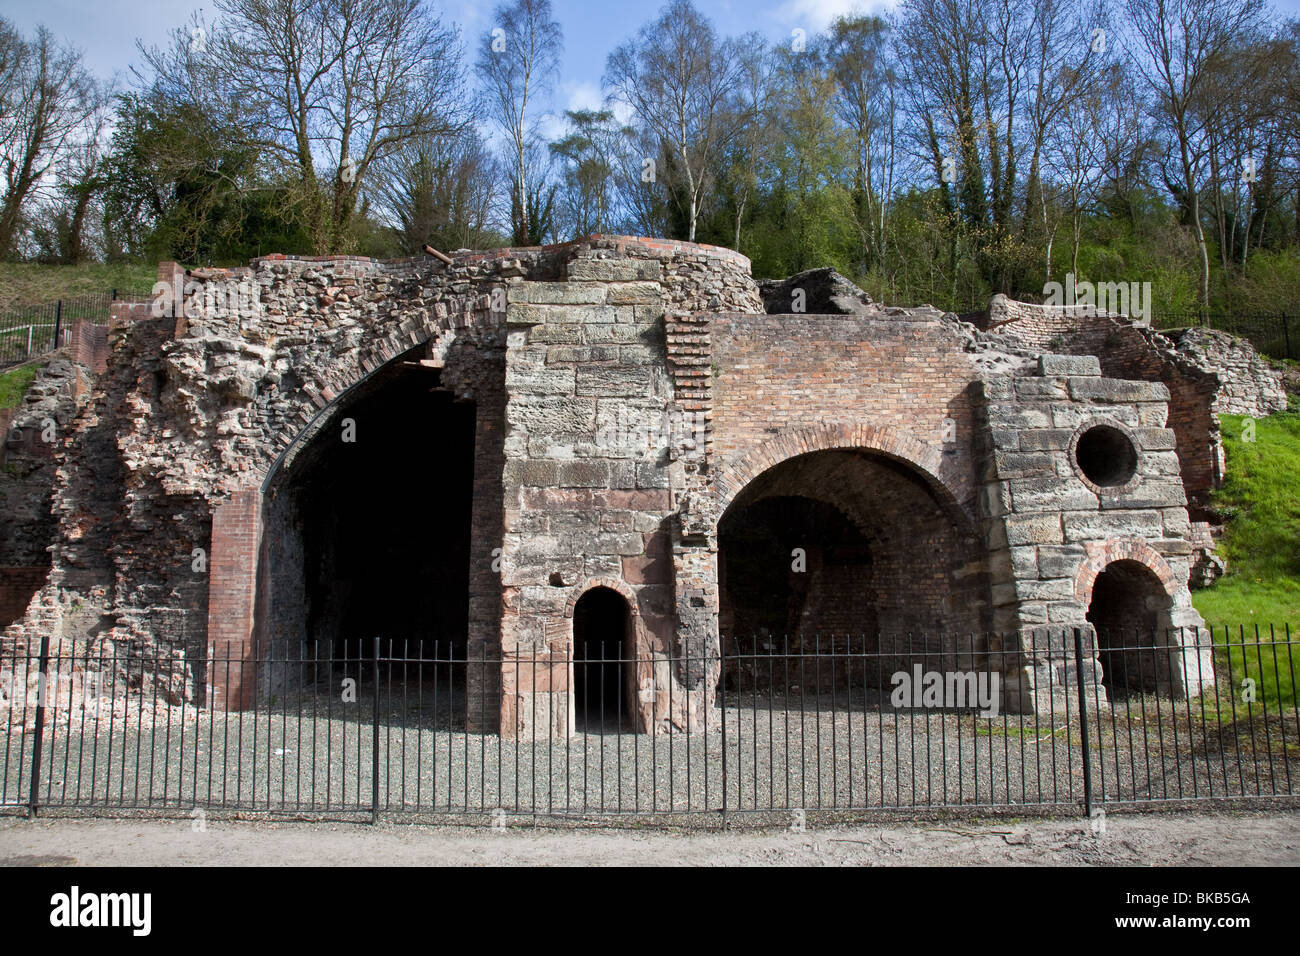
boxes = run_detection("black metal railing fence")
[1,627,1295,824]
[0,289,154,369]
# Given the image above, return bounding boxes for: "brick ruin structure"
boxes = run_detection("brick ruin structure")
[1,236,1288,735]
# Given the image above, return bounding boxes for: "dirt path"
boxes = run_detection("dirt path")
[1,809,1297,866]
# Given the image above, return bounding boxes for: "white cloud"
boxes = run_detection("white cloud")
[538,80,631,138]
[437,0,488,40]
[770,0,898,31]
[562,80,604,113]
[538,112,569,143]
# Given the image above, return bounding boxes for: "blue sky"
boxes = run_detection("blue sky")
[0,0,890,115]
[1,0,1297,124]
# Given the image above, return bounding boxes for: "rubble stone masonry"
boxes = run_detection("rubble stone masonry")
[7,237,1277,731]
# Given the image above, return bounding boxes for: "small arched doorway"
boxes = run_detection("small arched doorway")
[1086,559,1174,697]
[572,587,632,730]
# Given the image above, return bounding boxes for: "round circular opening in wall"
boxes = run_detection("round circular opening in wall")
[1073,423,1139,489]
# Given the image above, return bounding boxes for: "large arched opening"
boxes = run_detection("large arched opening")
[254,345,478,687]
[1085,559,1175,697]
[717,449,988,694]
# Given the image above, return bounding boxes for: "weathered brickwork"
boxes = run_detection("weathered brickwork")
[0,352,103,635]
[5,236,1244,731]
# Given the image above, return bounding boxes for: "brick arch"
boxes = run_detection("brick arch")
[1073,539,1188,609]
[563,578,641,619]
[714,422,963,525]
[256,307,490,492]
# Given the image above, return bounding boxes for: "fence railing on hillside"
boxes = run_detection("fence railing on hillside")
[0,289,154,370]
[2,627,1295,825]
[1154,312,1295,361]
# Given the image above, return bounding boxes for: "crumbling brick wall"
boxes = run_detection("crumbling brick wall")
[0,566,47,628]
[3,237,1226,729]
[6,236,762,722]
[0,352,104,633]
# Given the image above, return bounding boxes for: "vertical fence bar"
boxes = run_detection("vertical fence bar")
[27,634,51,817]
[719,637,727,828]
[1073,627,1093,817]
[371,636,380,823]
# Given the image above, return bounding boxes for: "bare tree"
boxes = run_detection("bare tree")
[827,15,899,273]
[549,109,628,238]
[611,124,671,238]
[1124,0,1267,309]
[1088,63,1157,225]
[1193,33,1294,267]
[31,95,111,263]
[896,0,990,230]
[140,0,467,254]
[897,0,1108,290]
[1015,0,1108,267]
[476,0,562,245]
[604,0,744,242]
[373,126,502,254]
[0,20,101,259]
[712,31,771,252]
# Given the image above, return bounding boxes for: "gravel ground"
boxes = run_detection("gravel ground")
[1,809,1298,866]
[4,686,1296,819]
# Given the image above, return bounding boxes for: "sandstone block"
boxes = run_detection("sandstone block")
[1069,377,1170,403]
[509,282,607,305]
[1038,354,1101,377]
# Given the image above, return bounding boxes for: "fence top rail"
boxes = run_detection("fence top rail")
[3,626,1296,669]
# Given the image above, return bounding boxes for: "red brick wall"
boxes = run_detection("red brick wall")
[711,314,979,512]
[0,566,48,627]
[206,489,262,708]
[64,318,110,373]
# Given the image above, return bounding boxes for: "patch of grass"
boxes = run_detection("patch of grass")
[973,721,1068,740]
[0,262,157,310]
[1191,411,1300,712]
[0,362,38,410]
[1193,411,1300,630]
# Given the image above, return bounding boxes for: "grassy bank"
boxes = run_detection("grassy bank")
[1192,411,1300,630]
[0,362,39,410]
[1191,411,1300,712]
[0,262,156,309]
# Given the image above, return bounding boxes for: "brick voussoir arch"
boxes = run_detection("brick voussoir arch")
[1073,538,1188,608]
[714,422,956,521]
[255,311,485,491]
[563,577,641,619]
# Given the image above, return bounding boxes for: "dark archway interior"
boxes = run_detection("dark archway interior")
[573,587,630,728]
[260,353,476,664]
[719,496,871,641]
[1086,560,1173,696]
[717,450,988,694]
